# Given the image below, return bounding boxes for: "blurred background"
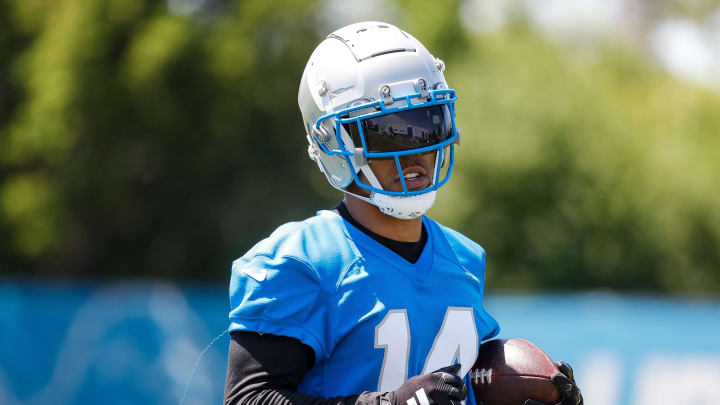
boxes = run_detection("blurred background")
[1,0,719,404]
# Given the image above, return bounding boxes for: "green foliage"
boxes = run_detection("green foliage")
[0,0,718,295]
[389,0,470,60]
[431,26,720,295]
[0,0,326,277]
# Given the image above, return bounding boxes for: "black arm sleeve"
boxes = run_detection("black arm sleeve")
[224,331,382,405]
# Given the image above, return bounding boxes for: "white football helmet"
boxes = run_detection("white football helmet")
[298,21,460,219]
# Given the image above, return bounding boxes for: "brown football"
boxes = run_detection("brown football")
[470,338,560,405]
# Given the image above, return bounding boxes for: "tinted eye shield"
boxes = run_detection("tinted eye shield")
[343,104,453,154]
[313,88,458,196]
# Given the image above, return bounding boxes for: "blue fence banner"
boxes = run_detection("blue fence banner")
[1,280,718,405]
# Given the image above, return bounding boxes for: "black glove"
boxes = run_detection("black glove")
[524,361,583,405]
[379,364,467,405]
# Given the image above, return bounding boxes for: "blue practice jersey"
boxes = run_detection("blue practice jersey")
[228,210,499,405]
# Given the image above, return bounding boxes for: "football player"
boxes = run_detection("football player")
[224,22,582,405]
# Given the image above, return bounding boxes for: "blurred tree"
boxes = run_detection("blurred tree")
[431,24,720,296]
[0,0,327,278]
[0,0,718,296]
[390,0,470,60]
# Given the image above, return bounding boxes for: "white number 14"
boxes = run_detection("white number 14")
[374,307,479,391]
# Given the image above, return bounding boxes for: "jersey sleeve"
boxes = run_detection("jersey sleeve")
[478,268,500,341]
[229,253,330,364]
[468,248,500,341]
[435,222,501,341]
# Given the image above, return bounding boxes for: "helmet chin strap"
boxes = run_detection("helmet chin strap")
[371,191,437,220]
[342,188,438,220]
[347,152,440,220]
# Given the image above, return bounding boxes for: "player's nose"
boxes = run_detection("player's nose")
[399,153,423,166]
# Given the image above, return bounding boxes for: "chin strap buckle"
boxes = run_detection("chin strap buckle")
[353,148,367,167]
[414,78,429,98]
[379,85,393,105]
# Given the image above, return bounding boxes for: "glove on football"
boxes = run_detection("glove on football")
[379,364,467,405]
[524,361,583,405]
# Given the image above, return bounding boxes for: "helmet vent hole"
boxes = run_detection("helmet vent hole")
[370,48,406,58]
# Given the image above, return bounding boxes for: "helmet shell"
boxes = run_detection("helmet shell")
[298,22,449,190]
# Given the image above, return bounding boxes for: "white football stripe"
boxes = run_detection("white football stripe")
[416,388,430,405]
